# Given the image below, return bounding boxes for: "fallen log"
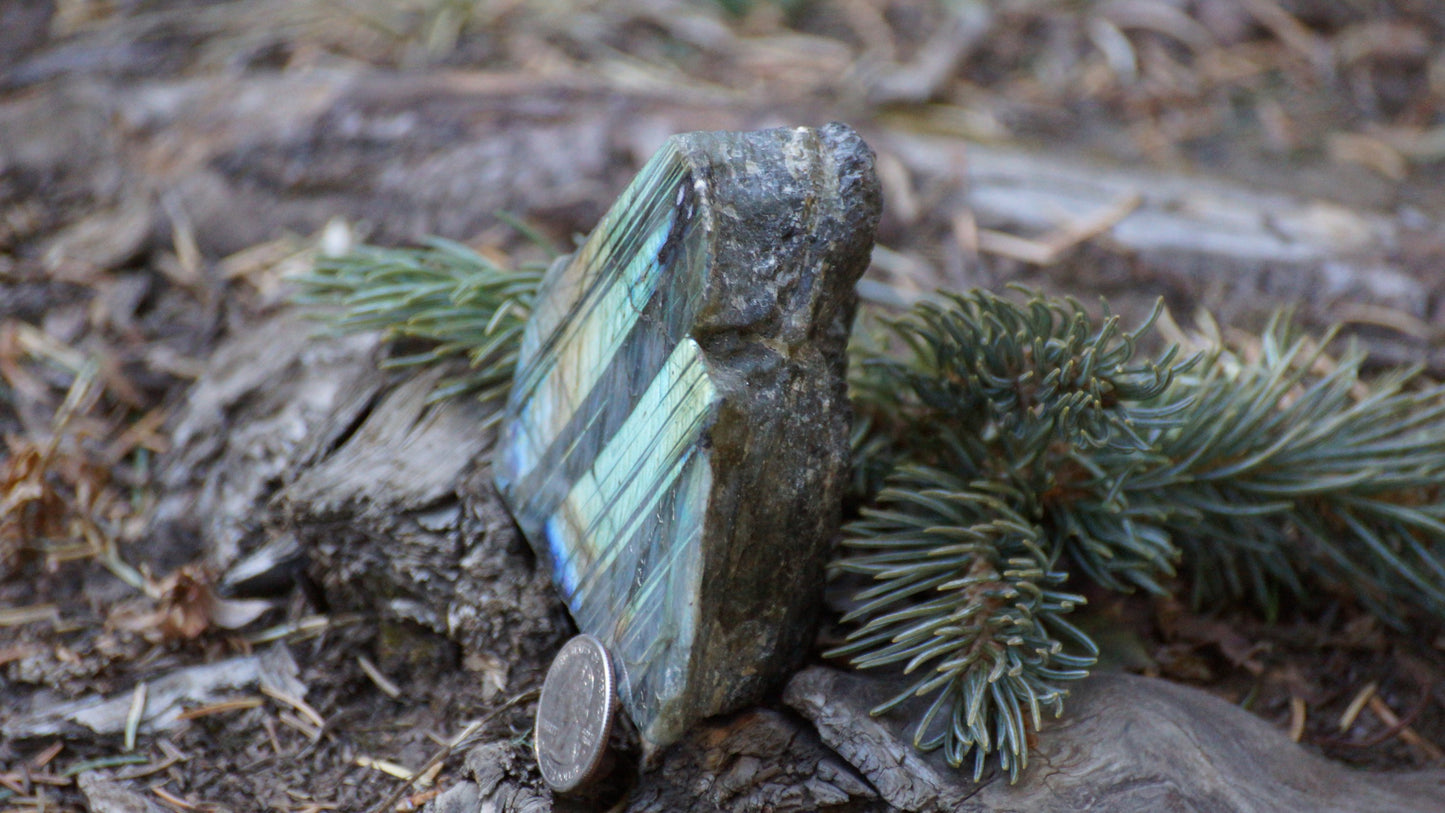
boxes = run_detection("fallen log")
[148,307,569,684]
[786,666,1445,813]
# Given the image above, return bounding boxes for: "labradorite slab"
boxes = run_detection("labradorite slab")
[494,123,880,747]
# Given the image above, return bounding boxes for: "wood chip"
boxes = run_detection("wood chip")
[976,193,1141,266]
[875,151,919,226]
[415,761,443,788]
[1336,303,1433,341]
[1236,0,1327,62]
[76,770,166,813]
[396,788,441,811]
[951,210,979,255]
[0,645,41,667]
[4,651,287,739]
[977,228,1056,265]
[104,407,172,465]
[277,711,321,741]
[1327,133,1407,180]
[1044,192,1141,252]
[39,197,154,279]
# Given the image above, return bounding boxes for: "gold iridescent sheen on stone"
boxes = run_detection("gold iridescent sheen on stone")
[495,123,880,746]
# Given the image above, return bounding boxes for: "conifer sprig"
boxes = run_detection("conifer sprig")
[838,292,1445,781]
[828,465,1096,781]
[293,238,543,404]
[846,290,1199,589]
[1130,319,1445,622]
[834,289,1198,775]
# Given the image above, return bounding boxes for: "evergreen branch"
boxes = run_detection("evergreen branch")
[840,291,1445,781]
[848,288,1198,588]
[826,465,1095,781]
[293,238,544,405]
[1128,318,1445,621]
[836,289,1195,779]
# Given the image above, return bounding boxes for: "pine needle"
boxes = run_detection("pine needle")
[292,238,544,405]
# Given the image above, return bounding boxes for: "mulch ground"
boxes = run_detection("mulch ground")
[4,1,1445,810]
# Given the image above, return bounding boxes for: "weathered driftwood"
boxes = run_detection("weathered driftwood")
[786,666,1445,813]
[271,362,569,680]
[623,709,879,813]
[149,307,569,682]
[148,311,383,573]
[5,645,304,740]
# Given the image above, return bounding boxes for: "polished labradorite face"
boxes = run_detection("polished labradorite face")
[497,140,717,744]
[497,123,879,747]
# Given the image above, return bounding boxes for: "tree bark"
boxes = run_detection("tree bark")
[786,666,1445,813]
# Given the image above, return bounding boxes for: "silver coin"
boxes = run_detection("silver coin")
[534,633,618,794]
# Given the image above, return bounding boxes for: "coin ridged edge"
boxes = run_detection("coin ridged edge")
[534,633,617,794]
